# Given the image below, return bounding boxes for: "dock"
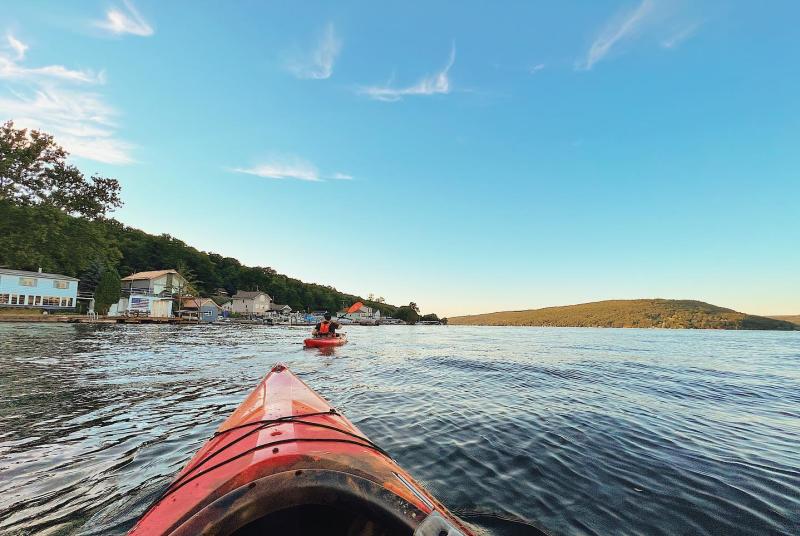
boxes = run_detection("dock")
[0,314,197,324]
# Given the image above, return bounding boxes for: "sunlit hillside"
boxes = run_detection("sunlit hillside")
[449,300,798,330]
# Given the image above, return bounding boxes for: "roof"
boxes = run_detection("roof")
[122,269,180,281]
[0,268,79,281]
[232,290,271,300]
[181,297,220,309]
[270,303,291,311]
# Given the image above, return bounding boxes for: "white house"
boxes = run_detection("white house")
[340,303,381,324]
[229,290,272,316]
[109,269,188,318]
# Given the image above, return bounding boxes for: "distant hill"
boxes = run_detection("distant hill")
[769,315,800,326]
[449,299,798,331]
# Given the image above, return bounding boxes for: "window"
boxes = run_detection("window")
[0,294,8,304]
[54,280,69,289]
[34,296,41,306]
[27,295,35,305]
[19,277,37,287]
[43,296,60,307]
[10,294,19,305]
[60,297,68,307]
[68,298,74,307]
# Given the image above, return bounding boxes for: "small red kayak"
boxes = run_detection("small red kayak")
[130,364,473,535]
[303,334,348,348]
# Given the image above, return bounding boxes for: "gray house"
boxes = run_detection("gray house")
[180,297,222,323]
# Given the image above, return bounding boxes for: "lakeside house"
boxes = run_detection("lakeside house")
[0,268,78,310]
[229,290,271,317]
[339,303,381,324]
[109,269,189,318]
[179,297,222,323]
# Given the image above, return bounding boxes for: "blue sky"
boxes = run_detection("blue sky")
[2,1,798,316]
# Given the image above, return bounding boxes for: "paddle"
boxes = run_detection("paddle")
[340,302,363,318]
[331,302,363,337]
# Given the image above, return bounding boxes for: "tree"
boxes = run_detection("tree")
[409,302,420,313]
[421,313,439,322]
[94,268,121,315]
[0,121,122,219]
[395,306,420,324]
[79,258,105,295]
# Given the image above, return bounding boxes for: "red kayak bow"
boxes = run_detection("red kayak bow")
[129,363,473,536]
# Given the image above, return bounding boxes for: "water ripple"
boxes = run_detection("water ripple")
[0,324,798,535]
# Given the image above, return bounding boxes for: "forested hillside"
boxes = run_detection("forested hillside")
[0,201,398,314]
[449,299,797,330]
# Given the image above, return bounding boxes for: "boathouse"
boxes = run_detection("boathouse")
[179,297,222,322]
[0,268,79,310]
[109,269,188,318]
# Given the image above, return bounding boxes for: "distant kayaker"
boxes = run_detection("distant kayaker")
[313,313,340,338]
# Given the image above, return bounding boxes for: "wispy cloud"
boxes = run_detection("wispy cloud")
[7,34,28,60]
[360,44,456,102]
[285,23,341,80]
[0,56,104,84]
[0,35,133,164]
[529,63,546,75]
[577,0,655,70]
[661,22,700,49]
[232,156,352,183]
[95,0,154,37]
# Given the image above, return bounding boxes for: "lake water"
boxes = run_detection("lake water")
[0,323,798,535]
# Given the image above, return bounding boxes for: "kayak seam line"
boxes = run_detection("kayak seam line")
[145,437,388,513]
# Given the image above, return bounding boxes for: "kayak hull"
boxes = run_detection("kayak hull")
[129,363,472,536]
[304,335,347,348]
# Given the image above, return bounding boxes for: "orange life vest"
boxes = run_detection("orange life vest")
[318,321,330,334]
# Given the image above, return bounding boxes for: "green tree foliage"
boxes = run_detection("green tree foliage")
[420,313,439,322]
[448,299,798,331]
[395,304,421,324]
[94,269,121,314]
[79,258,105,295]
[0,201,122,278]
[0,121,122,219]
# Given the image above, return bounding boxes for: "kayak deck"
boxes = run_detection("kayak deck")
[130,363,471,536]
